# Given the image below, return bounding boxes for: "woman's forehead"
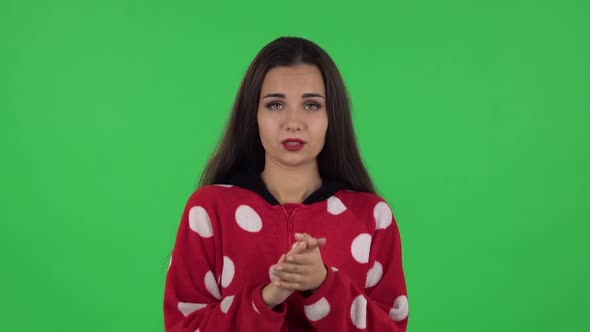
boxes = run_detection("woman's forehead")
[260,65,325,95]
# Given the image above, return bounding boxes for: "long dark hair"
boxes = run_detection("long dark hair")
[199,36,376,194]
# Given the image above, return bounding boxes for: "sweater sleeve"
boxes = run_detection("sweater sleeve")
[298,199,409,331]
[163,187,287,331]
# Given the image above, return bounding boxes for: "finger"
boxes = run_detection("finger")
[300,237,327,251]
[288,241,308,255]
[274,262,309,274]
[273,279,303,290]
[294,233,312,242]
[289,236,326,259]
[270,254,286,280]
[285,253,315,265]
[298,233,326,247]
[294,233,316,249]
[273,271,303,283]
[269,263,277,281]
[284,239,325,266]
[307,237,318,249]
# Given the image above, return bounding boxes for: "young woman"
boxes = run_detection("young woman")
[163,36,409,331]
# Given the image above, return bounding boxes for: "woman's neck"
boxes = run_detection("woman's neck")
[260,160,322,205]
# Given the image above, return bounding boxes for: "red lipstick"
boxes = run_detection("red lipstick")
[281,138,305,151]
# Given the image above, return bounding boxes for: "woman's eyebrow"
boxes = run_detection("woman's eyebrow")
[262,93,325,99]
[302,93,325,99]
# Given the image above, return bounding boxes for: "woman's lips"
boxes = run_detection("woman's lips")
[282,141,305,151]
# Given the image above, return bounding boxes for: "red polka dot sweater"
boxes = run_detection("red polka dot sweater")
[163,170,409,331]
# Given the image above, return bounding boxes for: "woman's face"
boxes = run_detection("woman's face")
[257,64,328,170]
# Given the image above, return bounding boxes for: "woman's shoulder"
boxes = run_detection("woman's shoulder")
[336,188,390,205]
[333,189,398,232]
[185,184,241,205]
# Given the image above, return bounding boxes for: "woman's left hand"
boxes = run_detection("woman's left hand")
[271,233,328,292]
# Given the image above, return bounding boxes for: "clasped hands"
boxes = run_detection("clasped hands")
[262,233,328,308]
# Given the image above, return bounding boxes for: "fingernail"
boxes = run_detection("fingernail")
[276,265,283,270]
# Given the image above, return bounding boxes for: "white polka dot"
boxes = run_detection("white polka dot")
[351,233,372,264]
[374,201,393,230]
[214,184,233,187]
[350,295,367,329]
[327,196,347,215]
[235,205,263,232]
[168,256,172,271]
[252,300,260,314]
[220,295,234,314]
[304,297,331,321]
[221,256,235,288]
[189,206,214,238]
[204,271,221,300]
[389,295,409,321]
[331,266,339,272]
[365,261,383,288]
[177,301,206,316]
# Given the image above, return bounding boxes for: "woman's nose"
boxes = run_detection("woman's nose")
[284,108,302,131]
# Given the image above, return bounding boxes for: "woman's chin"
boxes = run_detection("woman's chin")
[279,156,313,168]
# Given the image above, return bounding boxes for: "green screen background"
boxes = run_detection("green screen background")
[1,0,588,331]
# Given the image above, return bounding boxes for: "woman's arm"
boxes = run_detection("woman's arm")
[294,199,409,331]
[163,187,288,331]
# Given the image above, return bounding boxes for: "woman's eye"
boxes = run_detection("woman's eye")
[305,103,321,111]
[266,102,282,110]
[266,102,321,111]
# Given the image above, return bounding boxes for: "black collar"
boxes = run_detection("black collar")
[223,169,353,205]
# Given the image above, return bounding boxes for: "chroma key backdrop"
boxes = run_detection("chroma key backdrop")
[1,0,588,331]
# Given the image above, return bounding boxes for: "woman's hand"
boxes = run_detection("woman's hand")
[271,233,328,293]
[262,253,292,308]
[262,239,316,308]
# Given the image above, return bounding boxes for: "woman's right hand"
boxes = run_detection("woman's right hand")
[262,237,325,308]
[262,252,294,308]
